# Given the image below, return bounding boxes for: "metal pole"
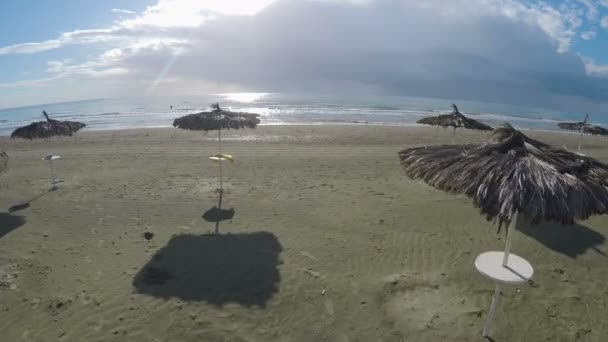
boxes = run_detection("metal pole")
[215,189,223,234]
[577,127,583,154]
[49,159,57,190]
[502,212,519,266]
[218,126,223,194]
[482,283,502,337]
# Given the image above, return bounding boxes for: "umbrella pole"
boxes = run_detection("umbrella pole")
[502,212,519,266]
[577,127,584,154]
[482,283,502,337]
[215,188,223,234]
[49,159,57,190]
[218,126,223,193]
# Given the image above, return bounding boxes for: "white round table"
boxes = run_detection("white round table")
[475,251,533,284]
[475,251,533,337]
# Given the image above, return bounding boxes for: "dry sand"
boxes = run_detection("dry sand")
[0,125,607,342]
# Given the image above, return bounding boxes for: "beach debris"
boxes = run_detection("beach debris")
[304,268,323,278]
[575,328,592,341]
[11,111,86,139]
[299,251,318,261]
[417,104,492,131]
[143,232,154,240]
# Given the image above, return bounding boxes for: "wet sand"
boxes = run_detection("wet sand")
[0,125,607,341]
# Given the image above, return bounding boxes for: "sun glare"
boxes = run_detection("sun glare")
[220,92,269,103]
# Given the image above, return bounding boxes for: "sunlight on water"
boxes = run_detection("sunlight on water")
[219,92,269,103]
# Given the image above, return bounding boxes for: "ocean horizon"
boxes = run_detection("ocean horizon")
[0,93,602,137]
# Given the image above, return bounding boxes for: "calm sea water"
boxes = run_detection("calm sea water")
[0,93,599,136]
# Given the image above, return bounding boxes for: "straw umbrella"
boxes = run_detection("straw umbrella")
[417,104,493,141]
[173,103,260,233]
[398,123,608,336]
[11,111,86,139]
[558,115,608,154]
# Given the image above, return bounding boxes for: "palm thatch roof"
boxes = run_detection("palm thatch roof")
[0,151,7,174]
[417,104,493,131]
[11,111,86,139]
[558,122,608,136]
[398,123,608,229]
[173,103,260,131]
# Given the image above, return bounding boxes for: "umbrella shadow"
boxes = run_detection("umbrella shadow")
[0,213,26,239]
[133,232,283,307]
[518,221,606,259]
[202,190,234,234]
[8,189,53,213]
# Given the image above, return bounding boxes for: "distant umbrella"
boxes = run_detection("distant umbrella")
[558,115,608,154]
[417,104,493,132]
[173,103,260,132]
[399,123,608,336]
[11,111,86,139]
[558,115,608,136]
[0,151,7,174]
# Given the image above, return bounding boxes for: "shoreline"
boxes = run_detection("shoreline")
[0,121,597,139]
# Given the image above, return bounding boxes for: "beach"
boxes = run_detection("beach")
[1,125,607,341]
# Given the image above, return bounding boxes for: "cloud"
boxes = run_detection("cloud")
[580,30,597,39]
[584,58,608,76]
[2,0,608,113]
[112,8,136,15]
[601,16,608,28]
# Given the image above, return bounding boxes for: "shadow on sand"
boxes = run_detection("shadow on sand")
[202,190,234,234]
[0,213,26,239]
[133,232,283,307]
[8,189,54,213]
[518,221,606,259]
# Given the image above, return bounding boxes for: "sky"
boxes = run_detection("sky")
[0,0,608,114]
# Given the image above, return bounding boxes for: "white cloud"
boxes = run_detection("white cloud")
[601,16,608,28]
[112,8,136,15]
[0,0,589,56]
[2,0,608,112]
[580,30,597,40]
[577,0,599,20]
[584,58,608,76]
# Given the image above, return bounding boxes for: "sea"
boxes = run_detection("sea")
[0,93,601,137]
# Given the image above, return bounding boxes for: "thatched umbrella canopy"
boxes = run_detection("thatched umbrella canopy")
[417,104,493,131]
[399,123,608,229]
[173,103,260,131]
[558,122,608,136]
[0,151,7,174]
[11,111,86,139]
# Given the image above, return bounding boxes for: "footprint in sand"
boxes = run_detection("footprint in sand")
[324,299,334,316]
[380,273,482,340]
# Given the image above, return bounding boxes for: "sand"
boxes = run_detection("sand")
[0,125,607,342]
